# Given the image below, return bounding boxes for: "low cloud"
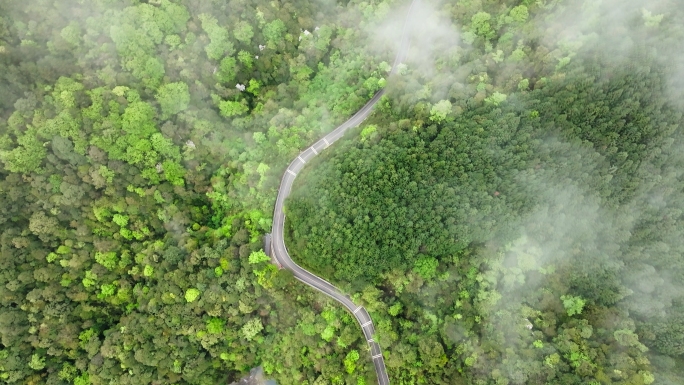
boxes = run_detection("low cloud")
[364,0,461,95]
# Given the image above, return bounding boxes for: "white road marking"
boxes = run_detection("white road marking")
[372,354,383,359]
[298,156,305,163]
[286,169,296,176]
[368,338,374,342]
[353,307,362,314]
[323,138,330,146]
[311,147,318,155]
[361,321,372,327]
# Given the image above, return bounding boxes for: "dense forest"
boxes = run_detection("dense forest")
[1,0,683,385]
[286,0,684,384]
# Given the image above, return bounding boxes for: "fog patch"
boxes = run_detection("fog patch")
[534,0,684,109]
[364,0,461,96]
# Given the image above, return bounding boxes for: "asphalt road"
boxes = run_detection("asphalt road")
[269,1,418,384]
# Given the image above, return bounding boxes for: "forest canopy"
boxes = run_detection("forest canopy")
[1,0,684,385]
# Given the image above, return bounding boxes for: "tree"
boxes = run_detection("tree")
[233,21,254,43]
[263,19,286,49]
[470,12,495,39]
[218,56,237,83]
[241,318,263,341]
[248,250,270,264]
[343,350,359,374]
[198,14,234,60]
[429,100,452,122]
[29,211,58,238]
[508,5,529,24]
[156,82,190,119]
[484,92,507,106]
[560,295,586,316]
[219,100,249,117]
[185,288,200,302]
[413,256,439,280]
[0,131,45,173]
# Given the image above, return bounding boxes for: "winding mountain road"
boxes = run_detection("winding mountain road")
[269,1,418,384]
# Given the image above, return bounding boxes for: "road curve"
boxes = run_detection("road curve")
[270,1,418,384]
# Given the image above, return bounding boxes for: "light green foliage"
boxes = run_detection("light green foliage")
[160,0,191,31]
[122,101,156,136]
[508,5,529,23]
[321,325,335,342]
[343,350,359,374]
[429,100,452,122]
[470,12,495,39]
[218,56,237,83]
[60,22,81,46]
[263,19,286,48]
[99,283,116,298]
[642,9,664,27]
[185,288,200,302]
[237,50,253,68]
[95,251,118,270]
[162,161,186,186]
[74,373,89,385]
[484,92,507,106]
[241,318,263,341]
[141,57,166,89]
[219,100,249,117]
[82,270,97,288]
[79,328,96,348]
[156,82,190,119]
[545,353,561,367]
[510,47,526,62]
[112,214,129,228]
[164,34,182,49]
[388,302,402,317]
[150,133,179,160]
[256,162,270,179]
[314,25,333,51]
[28,354,45,370]
[560,295,586,316]
[199,14,234,60]
[206,318,225,334]
[127,184,142,196]
[46,253,58,263]
[233,21,254,43]
[153,190,166,204]
[58,363,77,380]
[556,56,571,72]
[247,79,260,95]
[0,130,46,173]
[98,166,115,184]
[249,250,270,264]
[143,265,154,277]
[641,371,655,384]
[413,256,438,280]
[360,125,378,142]
[363,76,382,94]
[518,78,529,91]
[254,264,277,288]
[56,245,71,254]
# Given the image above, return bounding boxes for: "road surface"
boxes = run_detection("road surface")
[270,1,418,384]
